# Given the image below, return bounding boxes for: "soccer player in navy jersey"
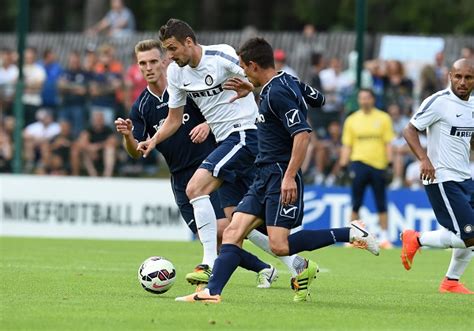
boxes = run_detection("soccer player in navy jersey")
[176,38,379,303]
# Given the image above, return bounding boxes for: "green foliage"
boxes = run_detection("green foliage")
[1,237,473,330]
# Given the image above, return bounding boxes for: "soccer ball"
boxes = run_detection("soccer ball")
[138,256,176,294]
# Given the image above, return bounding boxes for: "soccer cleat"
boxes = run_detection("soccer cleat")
[256,265,278,288]
[185,264,212,285]
[291,259,319,302]
[379,240,394,249]
[350,220,380,256]
[175,288,221,303]
[400,230,420,270]
[439,278,474,294]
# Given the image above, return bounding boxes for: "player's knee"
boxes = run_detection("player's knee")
[269,241,289,256]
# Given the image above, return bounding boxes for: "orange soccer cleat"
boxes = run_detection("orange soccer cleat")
[400,230,420,270]
[439,278,474,294]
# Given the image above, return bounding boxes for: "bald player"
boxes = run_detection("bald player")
[401,58,474,294]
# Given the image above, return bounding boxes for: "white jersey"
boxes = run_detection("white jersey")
[410,88,474,183]
[167,44,258,142]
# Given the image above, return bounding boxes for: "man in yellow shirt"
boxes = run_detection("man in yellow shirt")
[340,89,395,249]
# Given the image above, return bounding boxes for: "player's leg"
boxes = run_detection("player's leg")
[401,180,474,271]
[369,166,392,248]
[186,168,222,269]
[350,161,370,221]
[439,248,474,294]
[175,212,264,302]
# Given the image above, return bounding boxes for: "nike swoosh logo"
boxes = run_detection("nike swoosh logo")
[197,223,208,231]
[184,82,191,87]
[456,114,462,117]
[266,269,275,283]
[282,206,297,215]
[193,294,218,301]
[352,223,369,237]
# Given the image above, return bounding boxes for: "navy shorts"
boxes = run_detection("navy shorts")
[171,165,226,234]
[424,179,474,240]
[350,161,387,213]
[200,130,258,208]
[235,163,305,229]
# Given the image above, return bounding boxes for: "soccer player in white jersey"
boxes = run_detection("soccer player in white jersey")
[137,18,308,288]
[401,58,474,294]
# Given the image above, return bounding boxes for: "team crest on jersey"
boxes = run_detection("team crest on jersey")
[280,205,297,219]
[205,75,214,86]
[285,109,301,127]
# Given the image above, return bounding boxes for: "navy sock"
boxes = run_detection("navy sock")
[288,228,351,255]
[238,249,270,273]
[207,244,242,295]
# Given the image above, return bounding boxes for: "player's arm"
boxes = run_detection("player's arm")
[223,77,254,103]
[339,118,352,168]
[115,117,141,159]
[403,123,435,182]
[282,131,311,205]
[294,78,325,108]
[136,106,184,157]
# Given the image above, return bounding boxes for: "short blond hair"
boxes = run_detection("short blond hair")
[134,39,162,55]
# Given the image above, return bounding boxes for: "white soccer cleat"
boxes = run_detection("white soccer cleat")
[257,265,278,288]
[350,220,380,256]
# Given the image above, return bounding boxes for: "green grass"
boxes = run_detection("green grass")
[1,237,473,331]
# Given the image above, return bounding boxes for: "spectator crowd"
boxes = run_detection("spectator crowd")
[0,39,473,189]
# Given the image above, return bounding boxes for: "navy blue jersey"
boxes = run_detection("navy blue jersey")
[130,87,216,173]
[256,72,324,165]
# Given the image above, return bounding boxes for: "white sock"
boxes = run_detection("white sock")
[379,230,388,242]
[419,229,466,249]
[445,248,473,280]
[247,230,304,277]
[190,195,217,268]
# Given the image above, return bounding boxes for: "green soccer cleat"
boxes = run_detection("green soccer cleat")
[185,264,212,285]
[291,259,319,302]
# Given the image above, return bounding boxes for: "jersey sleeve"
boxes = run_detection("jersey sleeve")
[269,87,312,137]
[410,95,442,131]
[216,45,245,77]
[129,103,147,142]
[382,114,395,143]
[292,76,325,108]
[166,64,187,109]
[341,116,353,147]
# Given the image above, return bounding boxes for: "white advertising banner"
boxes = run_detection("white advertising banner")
[0,175,193,241]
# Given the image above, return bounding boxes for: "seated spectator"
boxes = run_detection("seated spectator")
[22,108,61,173]
[47,120,73,174]
[71,111,117,177]
[58,51,90,138]
[0,119,13,172]
[319,57,345,134]
[85,0,135,38]
[313,121,342,186]
[383,60,414,115]
[365,59,386,110]
[419,65,438,102]
[40,48,63,110]
[433,51,449,90]
[0,48,18,114]
[405,159,422,190]
[23,47,46,126]
[273,49,299,78]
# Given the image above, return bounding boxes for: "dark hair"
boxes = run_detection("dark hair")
[358,88,376,98]
[238,37,274,69]
[310,52,323,66]
[159,18,196,44]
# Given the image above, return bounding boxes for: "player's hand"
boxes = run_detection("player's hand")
[419,157,436,183]
[281,175,297,206]
[114,117,133,136]
[223,77,254,103]
[189,122,210,144]
[136,138,156,158]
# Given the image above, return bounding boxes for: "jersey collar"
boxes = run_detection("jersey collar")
[147,86,167,103]
[260,71,285,95]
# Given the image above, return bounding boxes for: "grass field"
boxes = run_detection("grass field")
[1,237,473,331]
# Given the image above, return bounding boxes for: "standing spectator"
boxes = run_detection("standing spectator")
[71,111,117,177]
[85,0,135,38]
[58,51,90,138]
[383,60,414,115]
[319,57,345,131]
[40,49,63,110]
[23,47,46,126]
[123,52,147,113]
[460,46,473,60]
[365,59,386,110]
[273,49,299,78]
[419,65,438,102]
[340,89,395,249]
[433,52,449,90]
[89,44,123,125]
[0,48,18,114]
[22,108,61,173]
